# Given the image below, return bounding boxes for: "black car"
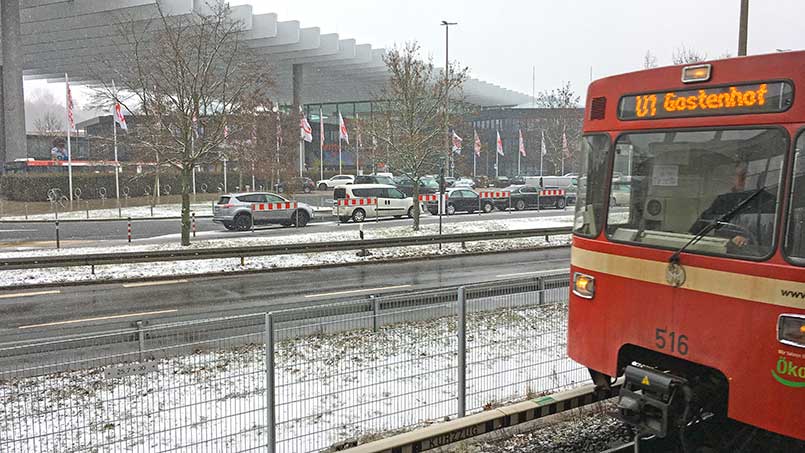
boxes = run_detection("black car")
[394,176,440,197]
[489,176,510,188]
[426,188,495,215]
[275,177,315,194]
[494,185,567,211]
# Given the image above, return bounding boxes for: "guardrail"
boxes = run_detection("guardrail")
[0,226,572,271]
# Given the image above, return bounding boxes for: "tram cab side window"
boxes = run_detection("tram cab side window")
[784,133,805,262]
[605,128,787,259]
[573,135,610,238]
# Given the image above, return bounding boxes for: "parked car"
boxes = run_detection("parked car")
[473,176,490,188]
[494,185,567,211]
[453,177,476,188]
[610,182,631,206]
[394,175,440,197]
[510,175,526,185]
[332,184,417,222]
[274,177,315,194]
[316,174,354,191]
[213,192,314,231]
[354,174,396,185]
[426,188,495,215]
[489,176,510,188]
[444,177,457,187]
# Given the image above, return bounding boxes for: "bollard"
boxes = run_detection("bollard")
[150,205,154,217]
[127,217,132,243]
[86,201,90,219]
[192,212,197,238]
[25,203,28,220]
[55,220,60,249]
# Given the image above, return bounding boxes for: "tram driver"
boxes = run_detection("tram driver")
[690,161,776,256]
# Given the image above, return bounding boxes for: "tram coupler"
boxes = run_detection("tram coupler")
[617,364,689,439]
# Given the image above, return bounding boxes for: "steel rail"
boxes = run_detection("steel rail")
[0,226,572,270]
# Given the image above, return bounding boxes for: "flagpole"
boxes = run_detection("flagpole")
[540,130,544,177]
[338,136,342,174]
[111,81,121,203]
[517,149,521,176]
[319,108,324,181]
[65,73,74,204]
[495,149,499,179]
[473,153,476,178]
[355,113,360,175]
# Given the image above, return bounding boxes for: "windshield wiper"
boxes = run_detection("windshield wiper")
[668,186,767,264]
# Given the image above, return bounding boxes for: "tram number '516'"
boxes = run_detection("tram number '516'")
[655,328,689,355]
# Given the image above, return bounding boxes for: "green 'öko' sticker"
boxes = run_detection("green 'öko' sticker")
[773,356,805,388]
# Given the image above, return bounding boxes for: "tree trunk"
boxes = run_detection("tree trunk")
[411,182,420,231]
[180,164,192,246]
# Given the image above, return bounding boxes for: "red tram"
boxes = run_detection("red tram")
[568,51,805,442]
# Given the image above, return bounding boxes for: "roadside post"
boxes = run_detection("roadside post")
[508,191,512,213]
[265,313,276,453]
[192,212,197,238]
[478,192,482,216]
[55,220,60,249]
[127,217,132,243]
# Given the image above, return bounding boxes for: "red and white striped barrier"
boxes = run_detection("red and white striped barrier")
[251,202,298,211]
[539,189,566,196]
[418,194,439,202]
[478,191,510,199]
[337,198,378,207]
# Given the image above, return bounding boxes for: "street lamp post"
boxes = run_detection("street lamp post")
[738,0,749,56]
[441,20,457,178]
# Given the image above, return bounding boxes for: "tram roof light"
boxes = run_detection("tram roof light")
[682,64,712,83]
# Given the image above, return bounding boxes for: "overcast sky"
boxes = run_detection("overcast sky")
[25,0,805,108]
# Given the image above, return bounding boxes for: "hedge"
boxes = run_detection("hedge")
[0,172,257,202]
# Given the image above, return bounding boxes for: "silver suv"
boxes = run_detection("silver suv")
[213,192,315,231]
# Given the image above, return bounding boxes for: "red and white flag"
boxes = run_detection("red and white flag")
[452,130,463,154]
[496,130,504,156]
[518,129,526,157]
[65,74,75,130]
[540,130,547,156]
[114,103,128,131]
[338,112,349,144]
[223,124,230,140]
[300,113,313,143]
[473,129,481,157]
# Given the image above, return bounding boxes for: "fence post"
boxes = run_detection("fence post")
[371,295,379,332]
[538,277,545,305]
[457,286,467,418]
[136,320,145,362]
[265,313,277,453]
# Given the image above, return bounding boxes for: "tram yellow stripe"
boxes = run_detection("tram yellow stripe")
[571,247,805,310]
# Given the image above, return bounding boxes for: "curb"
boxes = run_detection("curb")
[0,244,570,291]
[337,384,618,453]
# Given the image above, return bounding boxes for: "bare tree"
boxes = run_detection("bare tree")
[93,1,272,245]
[672,45,708,65]
[33,111,63,135]
[643,50,659,69]
[367,42,467,230]
[534,82,582,175]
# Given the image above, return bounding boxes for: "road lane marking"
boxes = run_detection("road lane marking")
[0,229,37,232]
[304,284,412,298]
[122,279,188,288]
[18,309,178,329]
[496,267,568,278]
[0,290,61,299]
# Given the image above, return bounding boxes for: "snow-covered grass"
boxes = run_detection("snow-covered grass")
[0,296,583,453]
[0,216,573,288]
[1,202,216,221]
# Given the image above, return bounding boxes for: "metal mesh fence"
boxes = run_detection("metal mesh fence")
[0,273,581,453]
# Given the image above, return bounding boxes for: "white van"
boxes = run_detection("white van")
[332,184,416,222]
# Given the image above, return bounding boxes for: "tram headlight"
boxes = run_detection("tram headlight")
[573,272,596,299]
[778,315,805,349]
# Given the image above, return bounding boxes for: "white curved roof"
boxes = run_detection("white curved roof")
[15,0,529,107]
